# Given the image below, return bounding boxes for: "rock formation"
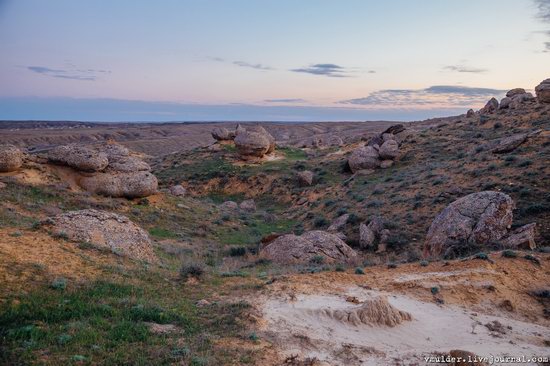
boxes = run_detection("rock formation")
[211,127,235,141]
[0,144,23,172]
[46,209,156,262]
[535,79,550,103]
[234,126,276,158]
[297,170,314,186]
[260,230,358,264]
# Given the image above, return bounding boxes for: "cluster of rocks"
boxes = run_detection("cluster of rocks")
[259,230,358,264]
[0,144,24,172]
[423,191,537,258]
[477,79,550,115]
[219,199,257,212]
[347,125,405,173]
[211,124,276,158]
[359,216,390,253]
[44,209,156,262]
[47,143,158,198]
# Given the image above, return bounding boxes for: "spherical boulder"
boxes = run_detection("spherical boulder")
[48,144,108,172]
[80,171,158,198]
[535,79,550,103]
[211,127,235,141]
[506,88,526,98]
[260,230,358,264]
[234,131,272,157]
[480,97,499,113]
[0,144,23,172]
[379,140,399,160]
[47,209,156,262]
[297,170,314,186]
[424,191,514,258]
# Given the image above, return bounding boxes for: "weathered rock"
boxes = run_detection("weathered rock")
[466,109,475,118]
[211,127,235,141]
[379,140,399,160]
[382,124,406,135]
[480,97,499,113]
[382,133,395,142]
[359,223,376,248]
[500,223,536,250]
[169,185,186,196]
[535,79,550,103]
[499,97,511,109]
[80,171,158,198]
[48,145,109,172]
[297,170,314,186]
[348,146,380,173]
[424,191,514,258]
[235,124,246,136]
[328,214,349,232]
[234,127,275,157]
[0,144,23,172]
[239,199,256,212]
[380,160,394,169]
[219,201,239,210]
[491,133,528,154]
[366,135,384,147]
[47,209,155,262]
[105,156,151,173]
[260,230,358,264]
[101,143,130,159]
[327,135,344,147]
[506,88,526,98]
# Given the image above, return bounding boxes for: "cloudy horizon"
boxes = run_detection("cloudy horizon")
[1,0,548,122]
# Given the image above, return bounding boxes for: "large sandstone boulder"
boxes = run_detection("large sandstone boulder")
[506,88,526,98]
[327,214,349,232]
[500,223,536,250]
[211,127,235,141]
[234,126,275,157]
[424,191,514,258]
[48,144,108,172]
[47,209,156,262]
[535,79,550,103]
[260,230,358,264]
[297,170,314,186]
[379,140,399,160]
[382,124,406,135]
[80,171,158,198]
[0,144,23,172]
[348,146,380,173]
[105,156,151,173]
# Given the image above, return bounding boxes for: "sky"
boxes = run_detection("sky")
[0,0,549,122]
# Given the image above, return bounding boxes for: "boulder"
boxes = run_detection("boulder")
[491,133,527,154]
[169,185,186,197]
[359,223,376,248]
[105,156,151,173]
[480,98,499,114]
[382,124,406,135]
[297,170,314,186]
[499,223,536,250]
[0,144,23,172]
[348,146,380,173]
[219,201,239,211]
[101,143,130,159]
[535,79,550,103]
[379,140,399,160]
[47,209,155,262]
[466,109,475,118]
[327,135,344,147]
[80,171,158,198]
[48,144,109,172]
[211,127,235,141]
[260,230,358,264]
[380,160,394,169]
[239,199,256,212]
[424,191,514,258]
[506,88,526,98]
[499,97,511,109]
[366,135,384,147]
[327,214,349,232]
[382,133,395,142]
[234,130,273,157]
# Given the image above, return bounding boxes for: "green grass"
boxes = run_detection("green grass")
[148,227,179,239]
[217,217,296,245]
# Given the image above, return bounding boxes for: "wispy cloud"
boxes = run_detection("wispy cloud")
[264,98,306,103]
[233,61,273,70]
[27,65,110,81]
[340,85,505,108]
[443,65,488,73]
[534,0,550,51]
[291,63,349,78]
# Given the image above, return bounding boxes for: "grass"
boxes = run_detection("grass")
[148,227,179,239]
[216,216,296,245]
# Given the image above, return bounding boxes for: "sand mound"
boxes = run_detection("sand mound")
[317,296,412,327]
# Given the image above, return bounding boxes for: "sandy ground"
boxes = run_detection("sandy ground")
[256,255,550,365]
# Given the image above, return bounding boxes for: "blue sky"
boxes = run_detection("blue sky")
[0,0,549,121]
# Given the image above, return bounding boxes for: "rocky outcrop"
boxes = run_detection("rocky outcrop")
[327,214,349,232]
[535,79,550,103]
[234,126,275,158]
[382,124,406,135]
[506,88,525,98]
[499,223,536,250]
[480,98,499,114]
[466,109,475,118]
[348,126,406,173]
[46,209,156,262]
[47,143,158,198]
[48,145,108,172]
[80,171,158,199]
[297,170,314,186]
[219,201,239,211]
[424,191,514,258]
[378,140,399,160]
[359,216,387,250]
[0,144,23,172]
[211,127,235,141]
[327,135,344,147]
[490,129,541,154]
[260,230,358,264]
